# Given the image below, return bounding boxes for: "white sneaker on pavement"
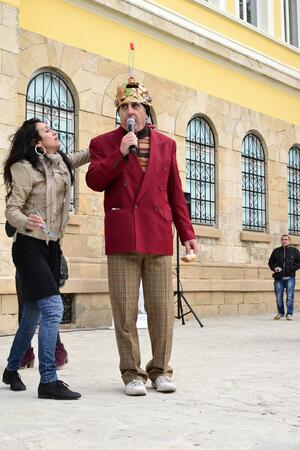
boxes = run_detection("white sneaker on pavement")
[125,379,147,396]
[151,375,176,393]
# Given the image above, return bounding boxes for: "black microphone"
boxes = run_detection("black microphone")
[126,117,137,155]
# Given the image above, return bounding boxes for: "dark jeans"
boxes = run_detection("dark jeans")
[274,277,295,316]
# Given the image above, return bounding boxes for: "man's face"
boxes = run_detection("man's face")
[281,236,290,247]
[118,101,147,132]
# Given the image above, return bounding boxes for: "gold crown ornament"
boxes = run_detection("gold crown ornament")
[114,76,152,109]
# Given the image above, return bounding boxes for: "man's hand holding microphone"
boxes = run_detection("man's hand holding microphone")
[120,118,138,157]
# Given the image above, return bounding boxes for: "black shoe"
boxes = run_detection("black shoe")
[38,380,81,400]
[2,368,26,391]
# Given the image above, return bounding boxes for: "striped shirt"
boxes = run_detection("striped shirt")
[137,136,150,172]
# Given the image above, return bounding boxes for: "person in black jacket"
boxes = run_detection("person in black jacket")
[268,234,300,320]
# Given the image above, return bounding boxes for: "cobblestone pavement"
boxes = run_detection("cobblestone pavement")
[1,315,300,450]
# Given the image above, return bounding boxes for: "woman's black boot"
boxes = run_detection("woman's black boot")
[38,380,81,400]
[2,368,26,391]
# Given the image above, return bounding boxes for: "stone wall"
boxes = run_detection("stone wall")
[0,20,299,334]
[177,263,278,320]
[0,2,19,334]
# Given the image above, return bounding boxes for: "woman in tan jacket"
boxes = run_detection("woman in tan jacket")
[2,118,89,400]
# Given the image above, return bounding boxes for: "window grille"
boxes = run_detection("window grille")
[26,71,76,208]
[185,117,215,225]
[288,146,300,234]
[241,134,266,231]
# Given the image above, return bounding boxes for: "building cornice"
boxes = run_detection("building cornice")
[64,0,300,91]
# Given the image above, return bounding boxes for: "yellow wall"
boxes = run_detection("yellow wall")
[157,0,300,70]
[19,0,300,126]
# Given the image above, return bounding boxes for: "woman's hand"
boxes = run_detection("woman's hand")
[26,214,45,231]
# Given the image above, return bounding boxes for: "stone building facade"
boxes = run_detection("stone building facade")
[0,0,300,334]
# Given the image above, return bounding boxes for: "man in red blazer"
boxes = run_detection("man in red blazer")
[86,77,198,396]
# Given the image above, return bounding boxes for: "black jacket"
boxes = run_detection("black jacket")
[268,245,300,278]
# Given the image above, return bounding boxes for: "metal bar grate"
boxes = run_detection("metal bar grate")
[241,133,266,231]
[26,71,76,208]
[288,146,300,234]
[185,116,215,225]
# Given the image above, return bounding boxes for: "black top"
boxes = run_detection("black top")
[268,245,300,278]
[12,234,61,302]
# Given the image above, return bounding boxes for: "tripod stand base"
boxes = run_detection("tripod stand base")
[175,290,204,327]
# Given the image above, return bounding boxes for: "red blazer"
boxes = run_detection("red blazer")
[86,126,195,255]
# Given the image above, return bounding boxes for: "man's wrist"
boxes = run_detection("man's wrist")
[120,150,129,162]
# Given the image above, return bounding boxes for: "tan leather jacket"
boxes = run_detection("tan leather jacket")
[5,149,90,241]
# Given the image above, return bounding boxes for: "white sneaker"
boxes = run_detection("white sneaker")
[124,379,147,396]
[151,375,176,393]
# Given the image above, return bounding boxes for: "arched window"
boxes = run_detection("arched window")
[26,71,75,156]
[241,133,266,230]
[288,146,300,234]
[185,116,215,225]
[26,71,76,206]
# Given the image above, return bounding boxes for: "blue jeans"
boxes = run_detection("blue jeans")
[274,278,295,316]
[7,295,64,383]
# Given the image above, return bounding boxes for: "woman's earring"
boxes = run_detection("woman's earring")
[34,144,46,156]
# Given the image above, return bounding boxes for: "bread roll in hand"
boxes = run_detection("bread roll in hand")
[181,250,196,263]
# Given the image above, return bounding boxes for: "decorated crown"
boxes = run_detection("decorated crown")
[114,76,152,109]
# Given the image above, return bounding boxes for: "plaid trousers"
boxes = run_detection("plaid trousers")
[107,253,174,384]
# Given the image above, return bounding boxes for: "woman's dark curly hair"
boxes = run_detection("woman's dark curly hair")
[4,118,74,200]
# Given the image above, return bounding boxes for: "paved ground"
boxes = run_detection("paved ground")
[1,315,300,450]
